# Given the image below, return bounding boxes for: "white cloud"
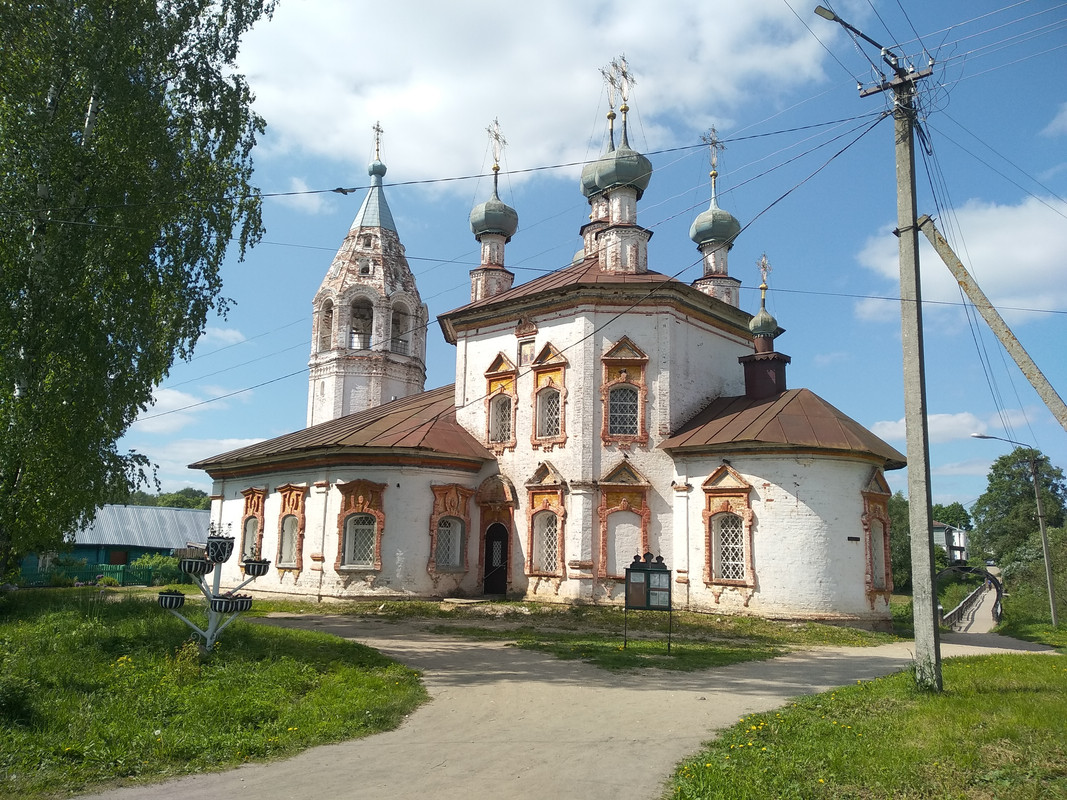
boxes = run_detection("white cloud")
[854,197,1067,324]
[813,351,850,367]
[1041,102,1067,137]
[870,418,905,441]
[149,438,266,493]
[131,388,204,434]
[934,458,991,477]
[130,385,251,434]
[237,0,835,185]
[273,177,327,214]
[200,327,247,347]
[871,411,986,443]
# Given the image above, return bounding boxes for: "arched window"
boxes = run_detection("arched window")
[279,514,298,567]
[343,513,376,568]
[241,517,259,560]
[350,298,373,350]
[488,394,513,443]
[536,387,561,438]
[318,301,334,353]
[608,385,639,436]
[435,517,464,570]
[532,511,559,573]
[390,305,410,355]
[711,512,745,581]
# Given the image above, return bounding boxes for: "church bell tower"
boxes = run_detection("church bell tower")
[307,124,428,426]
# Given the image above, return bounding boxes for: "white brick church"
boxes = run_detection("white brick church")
[193,83,905,624]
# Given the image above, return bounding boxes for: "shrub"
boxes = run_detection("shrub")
[131,553,182,585]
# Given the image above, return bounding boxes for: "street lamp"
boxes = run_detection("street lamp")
[971,433,1059,627]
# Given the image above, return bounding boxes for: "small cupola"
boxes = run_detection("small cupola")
[739,255,790,399]
[690,128,742,306]
[469,119,517,302]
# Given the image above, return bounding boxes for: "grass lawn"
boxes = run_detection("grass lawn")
[247,596,900,672]
[0,589,426,799]
[668,653,1067,799]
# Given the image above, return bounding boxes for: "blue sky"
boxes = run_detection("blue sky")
[122,0,1067,515]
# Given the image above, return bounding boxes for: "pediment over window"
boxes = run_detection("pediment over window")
[532,343,567,368]
[485,352,517,377]
[601,461,650,486]
[602,336,648,364]
[476,474,518,507]
[863,468,891,497]
[527,461,567,489]
[702,464,751,494]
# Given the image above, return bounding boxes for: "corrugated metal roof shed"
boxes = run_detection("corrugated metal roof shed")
[76,505,210,550]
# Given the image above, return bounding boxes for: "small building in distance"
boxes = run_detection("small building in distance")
[932,521,968,563]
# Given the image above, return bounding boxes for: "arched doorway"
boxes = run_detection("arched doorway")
[483,523,509,595]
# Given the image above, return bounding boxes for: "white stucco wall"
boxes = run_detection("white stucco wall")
[673,454,891,622]
[208,463,487,601]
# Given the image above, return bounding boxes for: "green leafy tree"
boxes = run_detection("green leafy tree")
[0,0,275,574]
[931,501,971,531]
[157,488,210,510]
[117,487,210,509]
[970,447,1066,563]
[888,490,911,591]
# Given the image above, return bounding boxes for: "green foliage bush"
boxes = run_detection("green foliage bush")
[130,553,182,585]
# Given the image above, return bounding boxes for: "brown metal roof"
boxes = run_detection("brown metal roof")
[440,256,754,344]
[456,256,682,312]
[661,388,906,470]
[190,384,493,472]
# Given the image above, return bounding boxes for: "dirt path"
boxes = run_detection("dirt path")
[79,616,1056,800]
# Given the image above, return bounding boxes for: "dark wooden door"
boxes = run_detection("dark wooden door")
[483,523,508,595]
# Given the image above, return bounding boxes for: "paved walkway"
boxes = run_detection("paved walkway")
[951,584,998,634]
[81,616,1056,800]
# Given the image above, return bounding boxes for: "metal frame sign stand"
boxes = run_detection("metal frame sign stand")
[623,552,673,653]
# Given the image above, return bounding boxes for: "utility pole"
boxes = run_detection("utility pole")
[815,7,941,690]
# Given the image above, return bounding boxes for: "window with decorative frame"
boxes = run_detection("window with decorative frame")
[530,343,567,450]
[489,394,513,443]
[861,468,894,594]
[701,465,755,595]
[536,386,561,438]
[343,514,376,567]
[427,484,474,575]
[525,463,566,577]
[240,487,266,560]
[241,517,259,560]
[710,512,745,580]
[531,511,560,573]
[435,518,464,570]
[600,337,648,447]
[275,483,307,570]
[279,515,299,565]
[335,480,386,571]
[483,353,517,452]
